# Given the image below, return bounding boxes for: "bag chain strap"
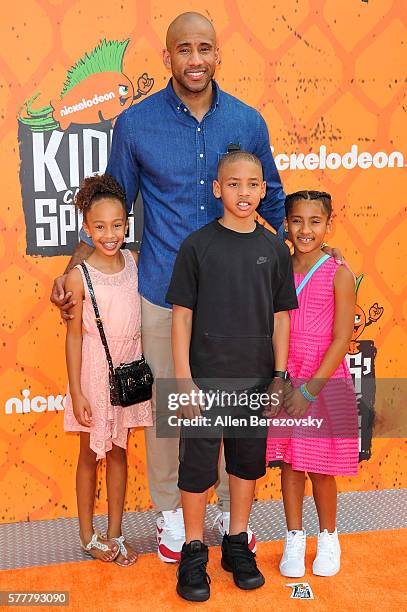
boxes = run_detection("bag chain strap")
[80,263,115,377]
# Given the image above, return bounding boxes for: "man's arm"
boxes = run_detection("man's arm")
[253,113,285,231]
[64,241,94,274]
[50,241,94,319]
[106,110,140,212]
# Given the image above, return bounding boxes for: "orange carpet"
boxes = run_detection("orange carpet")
[1,530,406,611]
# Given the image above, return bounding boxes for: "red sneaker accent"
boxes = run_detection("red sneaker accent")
[248,533,257,553]
[158,542,181,562]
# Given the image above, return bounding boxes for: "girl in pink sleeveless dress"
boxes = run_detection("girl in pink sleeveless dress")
[64,174,152,566]
[266,190,358,579]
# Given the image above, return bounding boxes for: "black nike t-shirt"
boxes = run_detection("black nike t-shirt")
[166,220,298,387]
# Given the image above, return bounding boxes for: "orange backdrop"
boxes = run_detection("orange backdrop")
[0,0,406,523]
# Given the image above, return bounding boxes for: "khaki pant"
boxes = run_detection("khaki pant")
[141,297,230,513]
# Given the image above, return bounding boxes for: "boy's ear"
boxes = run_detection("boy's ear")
[213,179,221,198]
[261,180,267,199]
[284,218,289,232]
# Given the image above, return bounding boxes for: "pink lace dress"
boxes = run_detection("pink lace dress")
[64,249,152,460]
[266,257,359,476]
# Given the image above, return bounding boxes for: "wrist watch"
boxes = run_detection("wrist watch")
[273,370,289,380]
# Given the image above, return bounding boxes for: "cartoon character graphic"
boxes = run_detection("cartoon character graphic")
[18,39,153,132]
[349,274,384,355]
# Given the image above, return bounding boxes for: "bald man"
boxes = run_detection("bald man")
[51,12,285,563]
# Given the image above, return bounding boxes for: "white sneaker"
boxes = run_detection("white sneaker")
[312,529,341,576]
[213,511,257,552]
[279,530,306,577]
[156,508,185,563]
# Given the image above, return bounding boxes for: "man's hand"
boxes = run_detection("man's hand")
[263,377,285,418]
[50,241,94,320]
[50,273,76,320]
[284,386,310,418]
[73,394,92,427]
[321,244,344,264]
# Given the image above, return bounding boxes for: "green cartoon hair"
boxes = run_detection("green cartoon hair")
[18,39,129,132]
[355,274,364,295]
[60,39,129,97]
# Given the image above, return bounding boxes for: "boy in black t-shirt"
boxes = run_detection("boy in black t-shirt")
[166,151,298,602]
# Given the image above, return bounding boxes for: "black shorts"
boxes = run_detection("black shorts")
[178,385,268,493]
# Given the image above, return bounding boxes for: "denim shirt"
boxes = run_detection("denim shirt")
[80,80,285,308]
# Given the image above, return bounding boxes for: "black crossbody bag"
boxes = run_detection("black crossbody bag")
[80,262,154,407]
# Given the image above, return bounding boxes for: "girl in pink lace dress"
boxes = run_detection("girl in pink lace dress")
[64,174,152,566]
[267,191,358,579]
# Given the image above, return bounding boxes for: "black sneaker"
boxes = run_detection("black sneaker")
[176,540,211,602]
[221,532,265,590]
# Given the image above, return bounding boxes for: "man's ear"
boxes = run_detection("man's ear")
[215,46,221,66]
[213,179,221,198]
[162,48,171,71]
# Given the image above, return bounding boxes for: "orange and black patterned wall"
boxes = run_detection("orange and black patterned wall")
[0,0,406,523]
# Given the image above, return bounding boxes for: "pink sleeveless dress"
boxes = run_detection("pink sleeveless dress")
[266,257,359,475]
[64,249,152,460]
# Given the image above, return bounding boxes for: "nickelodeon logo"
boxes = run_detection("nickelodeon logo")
[59,91,116,118]
[272,144,404,171]
[3,389,65,415]
[18,39,154,132]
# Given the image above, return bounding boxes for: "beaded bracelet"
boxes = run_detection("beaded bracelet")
[299,383,317,402]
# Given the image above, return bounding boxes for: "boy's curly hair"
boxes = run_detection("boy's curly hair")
[74,173,127,219]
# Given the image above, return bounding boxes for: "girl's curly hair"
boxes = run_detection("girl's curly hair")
[74,173,127,219]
